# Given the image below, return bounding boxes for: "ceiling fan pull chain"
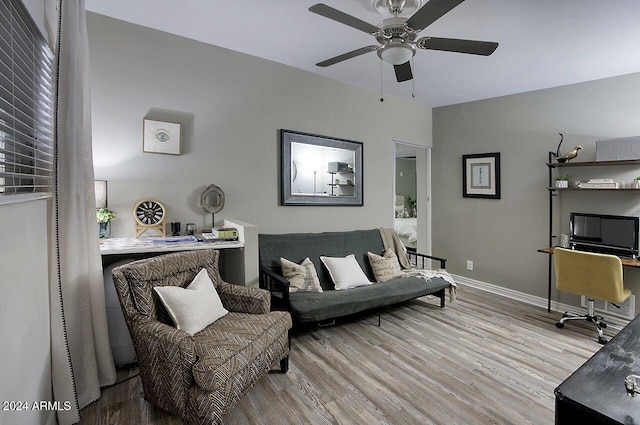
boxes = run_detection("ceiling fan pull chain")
[380,58,384,102]
[411,57,415,98]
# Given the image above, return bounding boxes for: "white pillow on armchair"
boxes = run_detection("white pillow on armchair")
[154,268,228,335]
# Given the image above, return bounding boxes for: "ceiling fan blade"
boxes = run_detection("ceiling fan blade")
[316,46,377,67]
[394,62,413,82]
[405,0,465,32]
[417,37,498,55]
[309,3,379,34]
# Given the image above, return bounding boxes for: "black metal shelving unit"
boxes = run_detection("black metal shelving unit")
[545,156,640,311]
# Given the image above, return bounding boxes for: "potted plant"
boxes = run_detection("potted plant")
[555,175,570,189]
[634,176,640,189]
[96,207,116,239]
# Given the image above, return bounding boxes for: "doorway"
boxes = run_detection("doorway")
[394,142,431,254]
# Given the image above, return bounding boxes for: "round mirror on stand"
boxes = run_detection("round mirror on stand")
[199,184,225,226]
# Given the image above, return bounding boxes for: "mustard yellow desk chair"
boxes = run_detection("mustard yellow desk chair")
[553,247,632,344]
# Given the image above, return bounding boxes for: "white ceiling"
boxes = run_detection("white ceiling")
[84,0,640,107]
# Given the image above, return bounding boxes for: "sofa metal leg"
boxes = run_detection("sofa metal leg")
[280,355,289,373]
[317,319,336,327]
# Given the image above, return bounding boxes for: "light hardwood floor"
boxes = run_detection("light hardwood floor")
[80,285,617,424]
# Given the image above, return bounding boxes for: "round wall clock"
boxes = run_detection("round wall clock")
[133,199,166,237]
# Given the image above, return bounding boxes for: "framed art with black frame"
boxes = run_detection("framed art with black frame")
[462,152,501,199]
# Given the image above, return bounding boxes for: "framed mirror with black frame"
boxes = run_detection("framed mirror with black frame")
[280,129,363,206]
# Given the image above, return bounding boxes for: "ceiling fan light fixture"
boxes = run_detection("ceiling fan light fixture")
[372,0,422,16]
[378,42,415,65]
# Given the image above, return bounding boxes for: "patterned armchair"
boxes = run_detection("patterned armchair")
[111,249,292,425]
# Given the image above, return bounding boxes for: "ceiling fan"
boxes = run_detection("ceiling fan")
[309,0,498,83]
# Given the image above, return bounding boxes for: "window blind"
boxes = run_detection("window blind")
[0,0,54,200]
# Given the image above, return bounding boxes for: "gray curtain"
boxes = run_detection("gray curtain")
[49,0,117,423]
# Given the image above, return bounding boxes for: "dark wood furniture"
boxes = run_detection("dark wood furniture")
[555,313,640,424]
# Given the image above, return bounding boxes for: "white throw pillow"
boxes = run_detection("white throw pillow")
[154,268,228,335]
[320,254,371,290]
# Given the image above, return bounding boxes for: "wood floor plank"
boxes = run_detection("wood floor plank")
[80,285,616,424]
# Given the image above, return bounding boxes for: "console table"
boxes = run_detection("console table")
[99,235,243,254]
[101,219,257,285]
[555,312,640,424]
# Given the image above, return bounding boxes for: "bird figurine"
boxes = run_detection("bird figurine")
[553,133,582,163]
[556,145,582,163]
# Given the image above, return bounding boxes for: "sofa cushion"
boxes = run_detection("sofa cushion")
[280,257,323,293]
[259,229,385,290]
[368,249,403,282]
[153,268,228,335]
[191,311,292,392]
[320,254,371,290]
[284,276,450,322]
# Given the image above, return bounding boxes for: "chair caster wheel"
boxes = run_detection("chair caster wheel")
[555,322,564,328]
[598,336,608,344]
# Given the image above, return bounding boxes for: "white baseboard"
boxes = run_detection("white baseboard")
[451,273,629,328]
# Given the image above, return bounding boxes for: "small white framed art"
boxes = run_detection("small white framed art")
[143,119,181,155]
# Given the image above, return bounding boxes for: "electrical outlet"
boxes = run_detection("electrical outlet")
[466,260,474,271]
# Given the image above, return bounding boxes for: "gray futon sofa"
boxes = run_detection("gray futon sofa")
[258,229,450,324]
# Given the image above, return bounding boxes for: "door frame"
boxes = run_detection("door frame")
[393,142,432,255]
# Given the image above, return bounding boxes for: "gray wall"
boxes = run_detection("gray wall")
[432,72,640,311]
[87,13,432,237]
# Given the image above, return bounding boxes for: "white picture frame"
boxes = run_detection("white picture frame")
[143,119,181,155]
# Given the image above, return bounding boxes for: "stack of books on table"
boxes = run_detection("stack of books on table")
[199,227,239,242]
[579,179,618,189]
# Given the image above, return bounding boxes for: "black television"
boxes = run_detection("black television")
[569,212,639,257]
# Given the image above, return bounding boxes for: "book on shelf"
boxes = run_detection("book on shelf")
[210,226,239,239]
[579,182,618,189]
[587,178,615,183]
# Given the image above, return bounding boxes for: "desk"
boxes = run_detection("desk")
[538,247,640,267]
[99,236,243,254]
[538,247,640,312]
[555,313,640,424]
[101,219,257,285]
[100,237,244,278]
